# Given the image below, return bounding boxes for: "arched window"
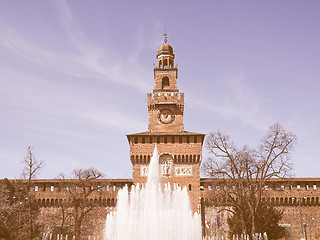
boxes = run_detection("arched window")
[162,76,169,88]
[159,154,173,164]
[169,59,173,68]
[163,59,168,68]
[271,197,275,204]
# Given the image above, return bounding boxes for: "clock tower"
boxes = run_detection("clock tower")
[127,34,205,213]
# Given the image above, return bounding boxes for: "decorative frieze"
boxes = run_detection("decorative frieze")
[174,166,193,176]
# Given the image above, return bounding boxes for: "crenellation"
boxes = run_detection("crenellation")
[148,93,184,107]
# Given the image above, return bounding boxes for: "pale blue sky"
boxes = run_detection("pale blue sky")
[1,0,319,179]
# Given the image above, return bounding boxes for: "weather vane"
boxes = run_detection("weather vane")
[164,25,168,43]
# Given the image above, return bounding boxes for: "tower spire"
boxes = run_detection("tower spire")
[164,25,168,43]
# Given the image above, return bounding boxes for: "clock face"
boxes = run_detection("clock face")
[158,109,175,124]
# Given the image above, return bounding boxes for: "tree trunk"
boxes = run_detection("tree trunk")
[241,216,246,235]
[74,206,83,240]
[75,207,80,240]
[251,213,255,238]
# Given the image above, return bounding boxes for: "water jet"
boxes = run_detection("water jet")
[104,145,202,240]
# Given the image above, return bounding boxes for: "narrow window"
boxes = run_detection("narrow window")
[113,185,116,191]
[163,60,168,68]
[162,76,169,88]
[134,137,138,144]
[208,186,212,191]
[281,185,285,191]
[35,186,38,192]
[169,60,173,68]
[50,186,54,192]
[306,185,309,190]
[189,184,192,191]
[42,186,46,192]
[313,184,317,190]
[297,184,301,190]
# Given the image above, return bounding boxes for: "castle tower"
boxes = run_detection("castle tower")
[127,34,205,213]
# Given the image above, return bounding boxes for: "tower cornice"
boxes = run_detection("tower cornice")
[153,67,178,79]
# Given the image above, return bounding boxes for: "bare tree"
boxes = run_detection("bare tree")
[202,123,297,236]
[0,147,44,240]
[22,146,45,185]
[57,168,104,240]
[21,146,45,240]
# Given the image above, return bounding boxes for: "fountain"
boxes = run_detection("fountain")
[104,145,202,240]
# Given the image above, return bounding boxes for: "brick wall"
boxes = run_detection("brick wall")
[200,178,320,240]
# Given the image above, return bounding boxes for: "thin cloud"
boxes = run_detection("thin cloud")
[0,63,145,137]
[189,71,273,130]
[0,4,150,93]
[53,0,151,92]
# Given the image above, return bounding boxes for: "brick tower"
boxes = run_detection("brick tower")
[127,34,205,212]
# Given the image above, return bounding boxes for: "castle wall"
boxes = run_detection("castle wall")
[200,178,320,240]
[27,177,320,239]
[38,206,111,239]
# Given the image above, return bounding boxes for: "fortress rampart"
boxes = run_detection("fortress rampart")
[19,177,320,240]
